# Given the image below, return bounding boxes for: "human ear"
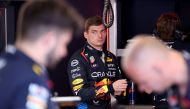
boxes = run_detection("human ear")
[84,32,88,39]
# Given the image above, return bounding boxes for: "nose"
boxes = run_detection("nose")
[138,86,145,92]
[98,32,102,39]
[139,85,152,94]
[63,48,68,58]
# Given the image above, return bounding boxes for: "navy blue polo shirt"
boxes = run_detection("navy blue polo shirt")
[0,45,55,109]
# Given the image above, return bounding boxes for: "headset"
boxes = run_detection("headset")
[152,27,183,40]
[153,12,183,40]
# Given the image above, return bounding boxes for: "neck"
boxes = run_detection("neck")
[94,47,102,51]
[15,40,47,66]
[88,43,103,51]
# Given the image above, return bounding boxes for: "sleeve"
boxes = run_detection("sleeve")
[11,82,53,109]
[114,55,123,80]
[67,56,112,102]
[112,54,127,98]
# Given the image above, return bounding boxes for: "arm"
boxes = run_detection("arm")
[112,54,127,97]
[11,82,53,109]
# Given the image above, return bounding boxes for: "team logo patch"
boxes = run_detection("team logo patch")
[95,78,112,87]
[32,64,42,75]
[26,83,49,109]
[93,100,100,105]
[0,59,6,70]
[71,60,79,67]
[89,56,95,63]
[96,85,108,97]
[73,84,84,91]
[168,95,178,107]
[72,73,81,79]
[91,72,105,78]
[106,57,113,62]
[72,78,84,85]
[71,67,80,73]
[91,64,97,68]
[85,53,88,56]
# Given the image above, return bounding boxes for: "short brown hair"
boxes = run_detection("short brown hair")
[156,12,181,41]
[84,16,103,32]
[17,0,83,41]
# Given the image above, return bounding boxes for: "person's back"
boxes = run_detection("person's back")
[0,0,82,109]
[0,46,54,109]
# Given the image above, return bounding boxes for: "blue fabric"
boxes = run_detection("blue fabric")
[77,102,88,109]
[0,46,54,109]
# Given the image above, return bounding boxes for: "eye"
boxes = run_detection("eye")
[101,30,106,33]
[92,31,97,34]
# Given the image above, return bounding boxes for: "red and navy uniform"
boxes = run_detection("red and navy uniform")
[0,45,56,109]
[67,43,125,109]
[154,40,190,109]
[168,51,190,109]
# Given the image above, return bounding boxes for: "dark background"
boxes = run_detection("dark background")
[117,0,190,49]
[0,8,6,52]
[0,0,190,106]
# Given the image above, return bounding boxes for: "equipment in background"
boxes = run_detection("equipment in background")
[102,0,114,28]
[51,96,81,107]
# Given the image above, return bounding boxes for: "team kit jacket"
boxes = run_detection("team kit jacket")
[167,51,190,109]
[154,40,190,109]
[0,46,55,109]
[68,43,125,109]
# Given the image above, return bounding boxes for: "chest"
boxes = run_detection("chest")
[83,53,118,81]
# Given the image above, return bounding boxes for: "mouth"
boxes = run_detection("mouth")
[98,39,104,41]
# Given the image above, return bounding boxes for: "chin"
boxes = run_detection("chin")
[96,43,104,47]
[145,90,153,94]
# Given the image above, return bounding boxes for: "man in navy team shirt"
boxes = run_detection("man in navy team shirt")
[0,0,82,109]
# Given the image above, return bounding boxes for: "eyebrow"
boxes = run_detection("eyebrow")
[101,29,105,32]
[91,30,97,32]
[90,28,105,31]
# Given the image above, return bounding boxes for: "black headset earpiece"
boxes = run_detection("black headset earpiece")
[174,24,183,40]
[153,28,183,40]
[152,28,160,37]
[174,30,183,40]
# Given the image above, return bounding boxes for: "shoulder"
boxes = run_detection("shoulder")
[105,50,117,58]
[0,54,39,85]
[69,47,88,63]
[70,49,83,59]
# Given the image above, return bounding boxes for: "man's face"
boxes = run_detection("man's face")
[47,31,72,68]
[84,24,106,49]
[127,60,170,94]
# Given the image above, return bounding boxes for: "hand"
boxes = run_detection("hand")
[112,79,127,92]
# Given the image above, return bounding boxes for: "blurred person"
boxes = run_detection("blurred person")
[0,0,82,109]
[154,12,182,41]
[153,12,190,52]
[67,16,127,109]
[121,34,190,108]
[153,12,190,109]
